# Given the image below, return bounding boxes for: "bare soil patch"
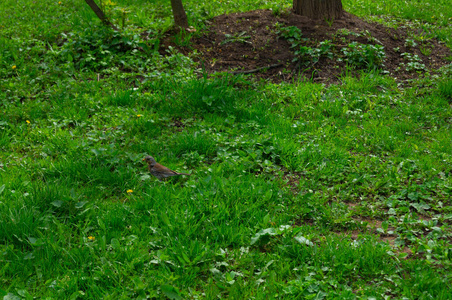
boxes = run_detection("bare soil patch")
[165,10,451,83]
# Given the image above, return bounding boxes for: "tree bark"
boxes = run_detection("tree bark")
[84,0,118,30]
[170,0,189,29]
[293,0,343,20]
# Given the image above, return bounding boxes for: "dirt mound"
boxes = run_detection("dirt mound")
[172,10,451,83]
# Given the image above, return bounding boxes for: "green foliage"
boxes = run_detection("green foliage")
[276,24,334,66]
[400,52,427,72]
[58,28,157,71]
[1,0,452,299]
[340,42,386,69]
[276,24,303,41]
[221,31,252,45]
[277,24,386,70]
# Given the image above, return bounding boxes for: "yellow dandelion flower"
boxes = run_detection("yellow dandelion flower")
[12,65,16,70]
[26,120,30,124]
[58,1,62,4]
[127,189,133,193]
[137,114,143,117]
[88,236,95,240]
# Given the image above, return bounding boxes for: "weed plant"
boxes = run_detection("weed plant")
[277,24,386,70]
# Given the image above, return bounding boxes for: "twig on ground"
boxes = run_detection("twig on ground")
[230,63,283,74]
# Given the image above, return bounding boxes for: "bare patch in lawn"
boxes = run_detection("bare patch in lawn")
[163,10,451,83]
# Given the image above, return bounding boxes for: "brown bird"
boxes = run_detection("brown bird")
[143,155,190,181]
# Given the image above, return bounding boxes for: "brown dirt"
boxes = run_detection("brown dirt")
[165,9,451,83]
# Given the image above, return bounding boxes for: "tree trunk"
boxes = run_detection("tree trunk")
[293,0,343,20]
[170,0,189,29]
[84,0,118,30]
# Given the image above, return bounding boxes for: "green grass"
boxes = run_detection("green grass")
[344,0,452,47]
[1,0,452,298]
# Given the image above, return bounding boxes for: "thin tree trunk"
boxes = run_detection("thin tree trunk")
[293,0,343,20]
[84,0,119,30]
[170,0,189,29]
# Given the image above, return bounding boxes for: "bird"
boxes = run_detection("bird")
[143,155,190,181]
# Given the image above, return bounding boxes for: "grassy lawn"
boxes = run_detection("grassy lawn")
[1,0,452,298]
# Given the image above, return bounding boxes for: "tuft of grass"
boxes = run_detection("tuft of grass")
[437,77,452,100]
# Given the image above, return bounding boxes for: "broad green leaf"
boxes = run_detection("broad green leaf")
[4,293,21,300]
[294,234,313,246]
[75,201,88,209]
[161,285,182,300]
[51,200,63,207]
